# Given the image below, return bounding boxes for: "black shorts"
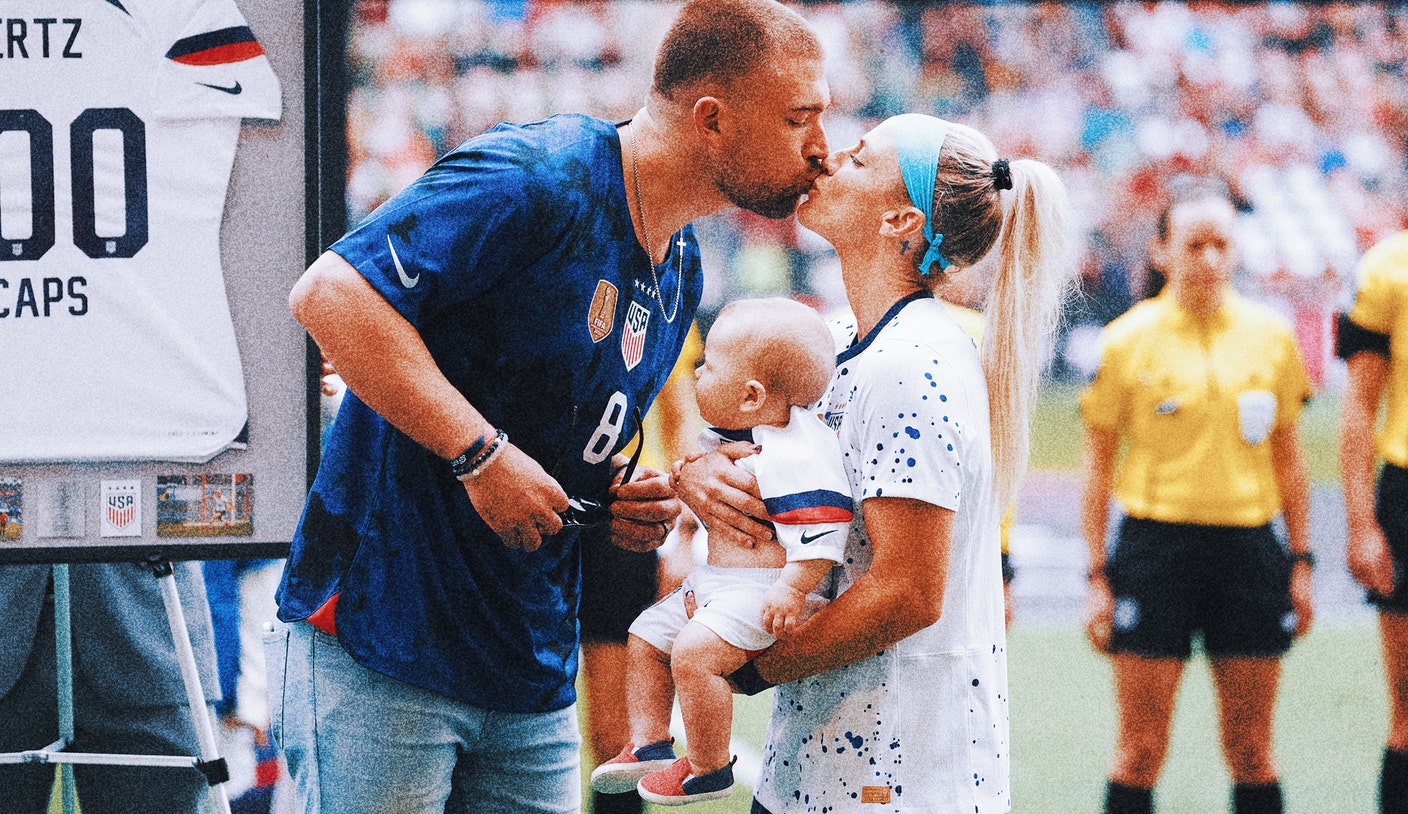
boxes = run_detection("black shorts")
[1107,516,1296,659]
[1370,464,1408,612]
[578,526,658,644]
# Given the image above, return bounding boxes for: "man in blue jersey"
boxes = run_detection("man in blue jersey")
[270,1,830,811]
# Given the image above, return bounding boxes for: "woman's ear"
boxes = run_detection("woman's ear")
[879,206,926,241]
[738,380,768,413]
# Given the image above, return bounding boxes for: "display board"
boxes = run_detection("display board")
[0,0,325,562]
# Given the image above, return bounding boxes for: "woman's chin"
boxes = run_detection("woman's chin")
[796,197,819,229]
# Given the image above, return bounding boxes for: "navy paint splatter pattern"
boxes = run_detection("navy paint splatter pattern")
[755,296,1011,813]
[281,115,702,715]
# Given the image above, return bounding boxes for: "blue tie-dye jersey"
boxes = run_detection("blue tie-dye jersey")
[277,115,702,713]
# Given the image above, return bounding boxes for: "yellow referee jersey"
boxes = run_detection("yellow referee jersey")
[1081,288,1311,527]
[1344,230,1408,468]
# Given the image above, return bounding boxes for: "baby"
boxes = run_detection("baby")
[590,297,852,805]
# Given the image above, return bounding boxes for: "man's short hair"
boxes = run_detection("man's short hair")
[653,0,822,99]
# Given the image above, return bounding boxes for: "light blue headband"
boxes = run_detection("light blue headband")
[894,114,952,276]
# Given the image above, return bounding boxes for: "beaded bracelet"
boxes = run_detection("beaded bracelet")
[456,430,508,481]
[448,432,492,479]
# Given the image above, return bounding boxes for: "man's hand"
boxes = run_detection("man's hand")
[320,355,340,396]
[760,582,807,639]
[608,463,681,553]
[672,442,771,549]
[460,442,568,552]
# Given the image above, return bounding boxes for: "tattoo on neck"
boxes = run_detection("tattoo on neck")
[901,240,911,255]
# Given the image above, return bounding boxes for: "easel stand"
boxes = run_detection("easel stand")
[0,561,232,814]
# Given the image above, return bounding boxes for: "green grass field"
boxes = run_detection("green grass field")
[584,622,1387,814]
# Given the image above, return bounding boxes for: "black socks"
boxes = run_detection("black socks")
[1384,747,1408,814]
[1106,781,1153,814]
[1232,781,1282,814]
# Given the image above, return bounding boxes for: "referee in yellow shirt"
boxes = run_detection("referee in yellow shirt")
[1338,228,1408,814]
[1081,180,1314,814]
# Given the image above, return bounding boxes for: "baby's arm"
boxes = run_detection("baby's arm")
[760,558,832,638]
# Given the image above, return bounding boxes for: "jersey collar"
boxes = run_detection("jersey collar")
[837,290,935,365]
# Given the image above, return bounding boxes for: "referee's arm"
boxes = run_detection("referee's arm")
[1270,422,1313,637]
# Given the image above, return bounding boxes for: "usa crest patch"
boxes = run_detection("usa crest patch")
[101,480,142,537]
[622,300,650,371]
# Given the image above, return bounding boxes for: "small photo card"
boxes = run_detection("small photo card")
[0,476,22,540]
[100,479,142,538]
[156,473,254,537]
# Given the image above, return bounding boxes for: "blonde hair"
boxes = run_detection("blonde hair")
[716,298,835,407]
[921,123,1074,504]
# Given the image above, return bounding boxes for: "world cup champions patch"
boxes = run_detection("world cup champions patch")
[622,300,650,371]
[588,280,617,343]
[101,480,142,537]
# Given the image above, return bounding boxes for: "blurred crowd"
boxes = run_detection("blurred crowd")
[344,0,1408,382]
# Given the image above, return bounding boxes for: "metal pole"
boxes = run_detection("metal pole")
[153,561,232,814]
[51,564,77,814]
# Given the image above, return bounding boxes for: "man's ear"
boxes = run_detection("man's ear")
[879,206,926,241]
[693,96,725,146]
[738,380,768,413]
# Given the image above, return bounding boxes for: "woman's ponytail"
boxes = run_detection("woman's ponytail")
[981,159,1073,504]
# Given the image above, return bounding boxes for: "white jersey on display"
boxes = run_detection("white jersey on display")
[0,0,280,462]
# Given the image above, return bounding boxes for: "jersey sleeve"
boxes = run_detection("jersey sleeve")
[1272,325,1312,429]
[329,150,543,327]
[149,0,282,121]
[849,343,969,510]
[1345,252,1401,339]
[1079,324,1130,432]
[753,411,851,564]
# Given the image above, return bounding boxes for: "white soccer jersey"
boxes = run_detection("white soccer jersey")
[0,0,280,462]
[701,405,853,564]
[755,294,1011,814]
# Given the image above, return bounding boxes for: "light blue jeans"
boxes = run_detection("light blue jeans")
[264,621,581,814]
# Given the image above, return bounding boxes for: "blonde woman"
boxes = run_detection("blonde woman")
[676,113,1072,813]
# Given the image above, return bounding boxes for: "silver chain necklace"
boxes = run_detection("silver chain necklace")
[628,122,682,324]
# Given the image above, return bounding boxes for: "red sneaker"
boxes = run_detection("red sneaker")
[637,755,736,806]
[589,739,677,794]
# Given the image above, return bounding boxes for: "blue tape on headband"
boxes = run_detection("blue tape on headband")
[894,114,952,276]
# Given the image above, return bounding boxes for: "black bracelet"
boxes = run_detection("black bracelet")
[448,433,491,479]
[727,660,776,696]
[1290,551,1316,568]
[457,430,508,481]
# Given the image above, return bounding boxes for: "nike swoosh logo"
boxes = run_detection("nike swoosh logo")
[387,236,418,288]
[799,530,836,545]
[197,80,242,95]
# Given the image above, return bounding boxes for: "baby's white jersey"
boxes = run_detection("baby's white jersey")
[755,294,1011,813]
[702,405,853,564]
[0,0,281,462]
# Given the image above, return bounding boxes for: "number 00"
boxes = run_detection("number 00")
[0,107,149,262]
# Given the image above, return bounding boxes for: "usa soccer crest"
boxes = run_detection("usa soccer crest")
[101,480,142,538]
[622,300,650,371]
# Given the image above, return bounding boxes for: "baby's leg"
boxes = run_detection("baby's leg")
[671,621,752,774]
[625,632,674,746]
